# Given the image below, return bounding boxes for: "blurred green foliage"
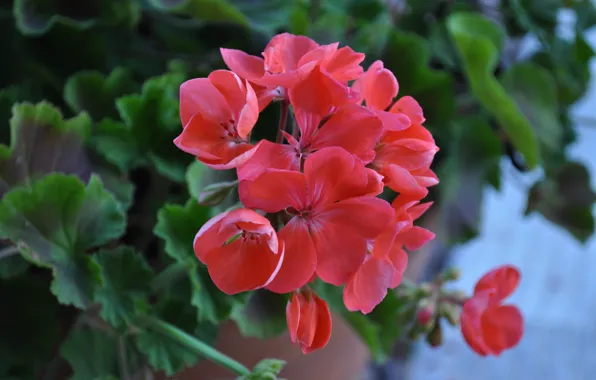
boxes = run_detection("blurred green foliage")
[0,0,595,378]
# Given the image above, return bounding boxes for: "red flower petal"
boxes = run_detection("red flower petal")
[208,70,247,119]
[236,140,298,182]
[286,289,332,354]
[204,237,284,295]
[323,46,365,83]
[343,255,394,314]
[240,169,307,213]
[304,147,382,206]
[481,305,524,355]
[311,219,368,286]
[179,78,232,126]
[474,265,521,303]
[193,209,283,295]
[318,196,395,239]
[220,48,265,82]
[397,226,435,251]
[389,96,425,125]
[309,104,383,164]
[360,60,399,111]
[382,164,429,198]
[461,292,493,356]
[388,245,408,288]
[266,218,317,293]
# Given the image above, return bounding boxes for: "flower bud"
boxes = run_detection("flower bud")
[416,300,435,328]
[439,302,461,326]
[197,180,238,206]
[426,323,443,348]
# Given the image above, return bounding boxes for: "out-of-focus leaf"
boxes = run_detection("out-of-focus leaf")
[438,115,503,243]
[574,0,596,31]
[155,200,244,324]
[135,293,215,376]
[532,36,594,107]
[314,280,405,362]
[149,0,248,26]
[501,0,560,41]
[0,174,126,308]
[94,72,192,181]
[240,359,287,380]
[93,246,154,328]
[0,275,60,378]
[350,12,392,57]
[447,12,540,169]
[526,162,596,243]
[64,68,138,120]
[14,0,141,36]
[0,102,92,198]
[231,290,288,339]
[61,330,120,380]
[382,31,456,130]
[186,160,238,210]
[501,62,562,164]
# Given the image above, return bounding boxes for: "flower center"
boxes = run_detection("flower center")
[220,119,244,143]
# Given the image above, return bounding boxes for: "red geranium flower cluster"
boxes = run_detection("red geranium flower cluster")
[175,33,438,354]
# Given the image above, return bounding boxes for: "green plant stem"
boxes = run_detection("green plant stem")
[138,315,250,376]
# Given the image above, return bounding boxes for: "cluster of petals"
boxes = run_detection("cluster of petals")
[461,265,524,356]
[175,33,440,354]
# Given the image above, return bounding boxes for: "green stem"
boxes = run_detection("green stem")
[138,315,250,376]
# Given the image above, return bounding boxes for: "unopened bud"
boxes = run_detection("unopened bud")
[441,267,460,282]
[197,180,238,206]
[416,300,435,328]
[439,302,461,326]
[426,323,443,348]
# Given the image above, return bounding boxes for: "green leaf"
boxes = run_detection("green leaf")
[0,246,29,279]
[150,0,296,34]
[154,200,212,264]
[0,275,60,378]
[531,36,594,107]
[155,200,243,323]
[382,31,456,129]
[231,290,288,339]
[368,290,408,355]
[14,0,141,36]
[240,358,287,380]
[501,62,563,163]
[95,72,192,181]
[149,0,249,27]
[0,101,92,197]
[313,280,404,362]
[93,119,141,173]
[93,246,154,328]
[574,0,596,31]
[447,12,540,169]
[438,115,503,243]
[61,330,120,380]
[350,12,392,57]
[526,162,596,243]
[90,162,135,210]
[64,68,138,120]
[0,174,126,308]
[135,324,202,376]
